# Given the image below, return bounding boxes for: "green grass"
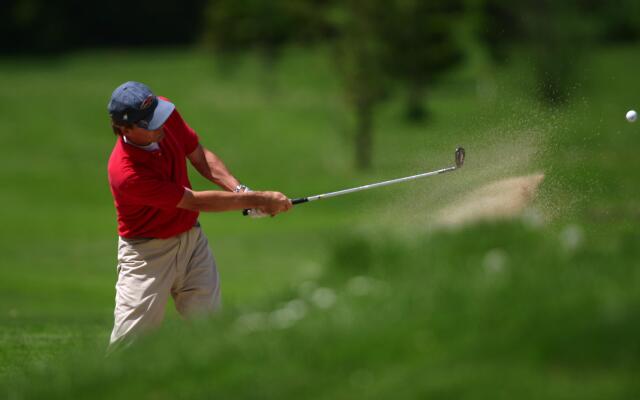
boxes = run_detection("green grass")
[6,223,640,399]
[1,42,639,397]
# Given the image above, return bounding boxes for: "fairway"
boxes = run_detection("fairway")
[1,44,640,398]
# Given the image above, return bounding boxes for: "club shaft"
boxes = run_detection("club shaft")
[293,165,457,204]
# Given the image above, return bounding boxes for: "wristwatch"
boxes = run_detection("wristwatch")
[234,184,250,193]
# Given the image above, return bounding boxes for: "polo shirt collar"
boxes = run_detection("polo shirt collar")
[119,136,161,162]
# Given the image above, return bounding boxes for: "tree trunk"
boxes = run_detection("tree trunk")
[405,84,427,122]
[355,102,373,170]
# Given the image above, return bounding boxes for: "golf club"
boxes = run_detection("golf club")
[244,147,465,216]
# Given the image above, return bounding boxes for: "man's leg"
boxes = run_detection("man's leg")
[172,227,220,318]
[108,237,179,352]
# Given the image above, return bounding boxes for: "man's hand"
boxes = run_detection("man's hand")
[257,191,292,217]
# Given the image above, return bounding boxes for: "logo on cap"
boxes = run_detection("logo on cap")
[140,95,154,110]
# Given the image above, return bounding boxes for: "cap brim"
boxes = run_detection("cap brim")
[147,99,175,130]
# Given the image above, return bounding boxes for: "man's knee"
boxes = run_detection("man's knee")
[174,286,220,318]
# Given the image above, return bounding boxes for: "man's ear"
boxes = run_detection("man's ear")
[119,125,133,136]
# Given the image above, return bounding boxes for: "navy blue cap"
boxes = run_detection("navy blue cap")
[108,81,175,130]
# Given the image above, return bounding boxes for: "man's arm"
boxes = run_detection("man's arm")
[187,145,240,191]
[177,188,291,216]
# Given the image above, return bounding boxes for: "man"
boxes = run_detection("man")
[106,81,291,350]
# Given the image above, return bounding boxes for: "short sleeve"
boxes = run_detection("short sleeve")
[161,101,200,155]
[116,171,185,209]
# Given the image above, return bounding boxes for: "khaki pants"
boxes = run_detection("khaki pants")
[108,225,220,351]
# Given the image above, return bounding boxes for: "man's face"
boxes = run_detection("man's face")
[121,124,165,145]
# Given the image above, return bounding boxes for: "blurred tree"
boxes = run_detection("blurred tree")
[202,0,464,169]
[327,1,388,170]
[475,0,521,64]
[204,0,328,72]
[377,0,464,122]
[206,0,292,69]
[326,0,464,167]
[478,0,598,105]
[204,0,388,170]
[587,0,640,42]
[526,1,598,105]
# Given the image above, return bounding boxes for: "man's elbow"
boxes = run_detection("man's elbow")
[176,188,200,211]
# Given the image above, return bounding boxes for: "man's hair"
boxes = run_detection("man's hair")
[111,118,134,136]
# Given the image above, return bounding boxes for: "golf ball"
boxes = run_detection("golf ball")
[626,110,637,123]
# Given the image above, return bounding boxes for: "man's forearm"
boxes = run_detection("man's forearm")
[177,189,265,212]
[195,148,240,191]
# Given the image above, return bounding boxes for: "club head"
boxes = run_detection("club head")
[455,147,465,168]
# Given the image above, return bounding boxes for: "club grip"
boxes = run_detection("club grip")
[242,197,308,217]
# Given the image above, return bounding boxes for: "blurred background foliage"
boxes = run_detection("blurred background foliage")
[3,0,639,168]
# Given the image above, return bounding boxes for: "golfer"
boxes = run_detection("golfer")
[106,81,291,350]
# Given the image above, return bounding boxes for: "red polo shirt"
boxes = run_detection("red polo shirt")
[108,102,200,238]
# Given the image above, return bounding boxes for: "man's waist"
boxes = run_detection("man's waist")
[122,221,200,241]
